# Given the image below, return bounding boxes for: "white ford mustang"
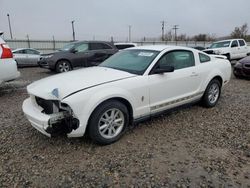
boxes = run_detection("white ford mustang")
[22,45,231,144]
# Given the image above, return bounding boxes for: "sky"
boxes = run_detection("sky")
[0,0,250,41]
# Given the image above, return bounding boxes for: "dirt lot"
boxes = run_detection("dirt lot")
[0,67,249,187]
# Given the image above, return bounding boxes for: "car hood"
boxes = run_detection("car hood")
[203,48,219,51]
[27,67,136,100]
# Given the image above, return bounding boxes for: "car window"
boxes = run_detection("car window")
[210,41,230,48]
[100,49,159,75]
[25,49,39,55]
[13,50,25,54]
[157,50,195,70]
[102,43,112,49]
[75,43,88,52]
[231,40,238,47]
[115,44,135,50]
[199,53,211,63]
[90,43,105,50]
[239,40,246,46]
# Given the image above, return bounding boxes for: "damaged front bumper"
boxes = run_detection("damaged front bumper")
[22,98,79,137]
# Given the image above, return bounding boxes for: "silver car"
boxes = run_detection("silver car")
[12,48,41,67]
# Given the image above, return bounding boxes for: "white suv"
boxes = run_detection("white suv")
[204,39,250,61]
[0,31,20,84]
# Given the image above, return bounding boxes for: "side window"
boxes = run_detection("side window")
[75,43,88,52]
[102,43,112,49]
[231,40,238,47]
[26,49,39,55]
[90,43,104,50]
[239,40,246,46]
[199,53,211,63]
[157,50,195,70]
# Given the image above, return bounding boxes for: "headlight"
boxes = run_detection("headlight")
[214,50,221,54]
[44,55,53,59]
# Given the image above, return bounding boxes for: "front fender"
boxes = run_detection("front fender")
[62,86,136,137]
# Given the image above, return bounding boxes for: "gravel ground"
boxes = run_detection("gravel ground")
[0,67,249,187]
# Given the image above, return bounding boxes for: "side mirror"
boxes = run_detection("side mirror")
[70,48,78,53]
[153,65,174,74]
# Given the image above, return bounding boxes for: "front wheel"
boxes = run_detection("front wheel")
[56,60,72,73]
[202,79,221,108]
[88,100,129,145]
[225,54,231,61]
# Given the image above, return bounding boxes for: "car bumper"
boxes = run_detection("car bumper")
[22,98,52,137]
[0,59,20,83]
[22,97,85,138]
[38,59,50,68]
[233,64,250,78]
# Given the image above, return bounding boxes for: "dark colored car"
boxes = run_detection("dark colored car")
[38,41,118,73]
[234,56,250,78]
[192,46,206,51]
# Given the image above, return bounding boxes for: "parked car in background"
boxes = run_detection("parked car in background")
[12,48,41,67]
[114,43,137,50]
[23,45,231,144]
[234,56,250,78]
[38,41,118,73]
[0,31,20,85]
[192,46,205,51]
[203,39,250,61]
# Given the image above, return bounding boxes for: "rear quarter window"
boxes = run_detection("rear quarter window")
[199,53,211,63]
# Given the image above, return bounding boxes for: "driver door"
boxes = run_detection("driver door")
[71,42,90,67]
[148,50,201,113]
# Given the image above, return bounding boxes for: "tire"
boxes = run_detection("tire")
[88,100,129,145]
[55,60,72,73]
[202,79,221,108]
[225,54,231,61]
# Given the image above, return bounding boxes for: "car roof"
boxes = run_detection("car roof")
[213,39,244,43]
[12,48,39,52]
[128,45,195,52]
[114,42,137,45]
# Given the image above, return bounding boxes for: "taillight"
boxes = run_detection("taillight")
[1,44,13,59]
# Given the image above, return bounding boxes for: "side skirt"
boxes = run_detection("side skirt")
[133,98,201,125]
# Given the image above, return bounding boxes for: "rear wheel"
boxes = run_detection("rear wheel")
[202,79,221,108]
[56,60,72,73]
[88,100,129,145]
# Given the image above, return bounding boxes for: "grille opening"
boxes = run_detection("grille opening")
[35,97,60,114]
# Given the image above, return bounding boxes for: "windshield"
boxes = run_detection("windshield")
[100,49,159,75]
[209,41,230,49]
[59,43,76,51]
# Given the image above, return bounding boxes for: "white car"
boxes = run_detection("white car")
[0,31,20,84]
[22,45,231,144]
[203,39,250,61]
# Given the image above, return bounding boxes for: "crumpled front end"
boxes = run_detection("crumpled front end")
[22,95,80,137]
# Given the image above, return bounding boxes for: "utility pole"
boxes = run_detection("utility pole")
[161,21,166,41]
[128,25,132,42]
[71,20,75,41]
[7,14,13,39]
[173,25,179,41]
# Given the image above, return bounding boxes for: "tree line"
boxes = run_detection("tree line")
[159,23,250,42]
